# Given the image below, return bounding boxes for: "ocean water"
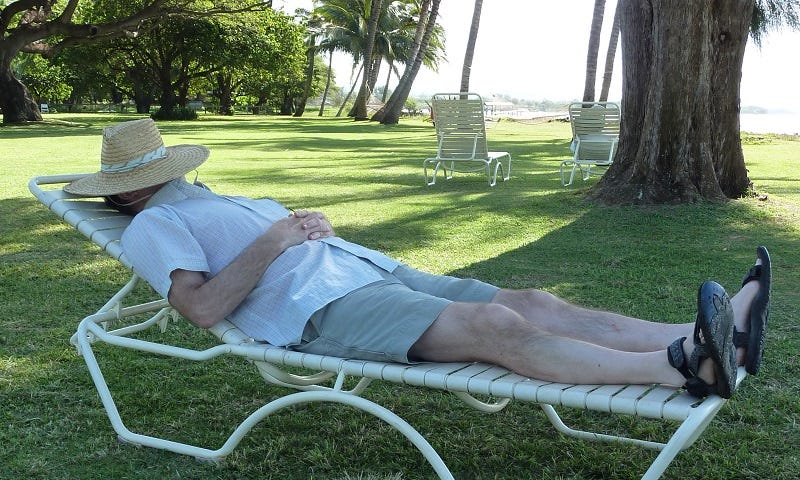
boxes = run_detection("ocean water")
[739,113,800,135]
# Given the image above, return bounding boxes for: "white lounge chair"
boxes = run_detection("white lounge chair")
[561,101,620,186]
[424,93,511,186]
[30,173,746,480]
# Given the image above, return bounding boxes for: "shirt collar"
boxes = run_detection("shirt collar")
[145,177,218,208]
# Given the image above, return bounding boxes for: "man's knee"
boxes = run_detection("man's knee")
[494,287,566,313]
[457,302,535,343]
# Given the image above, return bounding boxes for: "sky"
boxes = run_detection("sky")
[276,0,800,113]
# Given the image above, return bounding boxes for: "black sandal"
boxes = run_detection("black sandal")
[667,281,737,398]
[734,246,771,375]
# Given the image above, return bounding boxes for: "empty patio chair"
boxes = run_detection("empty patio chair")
[561,101,620,186]
[424,93,511,186]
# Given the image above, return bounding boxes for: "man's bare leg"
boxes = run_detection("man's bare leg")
[491,271,760,364]
[490,288,690,353]
[407,301,713,387]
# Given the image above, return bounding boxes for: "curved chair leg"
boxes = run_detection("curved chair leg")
[424,159,440,186]
[503,154,512,181]
[560,160,578,187]
[453,391,511,413]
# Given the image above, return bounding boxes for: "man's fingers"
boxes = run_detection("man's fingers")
[286,210,333,239]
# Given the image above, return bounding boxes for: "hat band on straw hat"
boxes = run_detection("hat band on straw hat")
[102,146,167,174]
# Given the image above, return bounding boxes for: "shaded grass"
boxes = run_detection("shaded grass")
[1,113,799,479]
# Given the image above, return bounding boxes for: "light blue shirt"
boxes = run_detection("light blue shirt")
[121,179,400,346]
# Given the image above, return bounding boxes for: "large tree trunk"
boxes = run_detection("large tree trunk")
[131,82,154,114]
[350,56,383,117]
[215,72,235,116]
[0,58,42,123]
[710,1,753,198]
[591,0,752,205]
[158,89,178,117]
[280,91,294,115]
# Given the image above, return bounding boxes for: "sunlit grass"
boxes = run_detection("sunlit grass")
[2,113,799,479]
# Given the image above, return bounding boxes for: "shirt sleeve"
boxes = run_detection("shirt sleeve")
[121,207,210,299]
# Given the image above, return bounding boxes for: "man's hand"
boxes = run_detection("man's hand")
[287,209,335,240]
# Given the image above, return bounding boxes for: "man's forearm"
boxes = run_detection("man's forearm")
[168,210,333,328]
[168,233,288,328]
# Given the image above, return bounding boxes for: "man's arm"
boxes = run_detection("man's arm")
[167,210,333,329]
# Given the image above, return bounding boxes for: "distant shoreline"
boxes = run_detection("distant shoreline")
[488,111,799,136]
[739,112,800,135]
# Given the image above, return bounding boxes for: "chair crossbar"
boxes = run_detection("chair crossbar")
[31,174,745,480]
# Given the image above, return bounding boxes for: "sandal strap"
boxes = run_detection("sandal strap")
[667,336,713,398]
[684,377,712,397]
[733,327,748,348]
[667,337,692,378]
[685,343,713,397]
[742,264,762,288]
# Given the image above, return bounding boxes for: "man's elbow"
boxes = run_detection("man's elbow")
[167,271,224,329]
[179,307,223,329]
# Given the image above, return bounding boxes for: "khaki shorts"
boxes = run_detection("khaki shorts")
[289,264,499,363]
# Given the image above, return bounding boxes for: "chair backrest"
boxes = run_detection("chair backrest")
[29,174,134,269]
[432,93,489,159]
[569,102,620,161]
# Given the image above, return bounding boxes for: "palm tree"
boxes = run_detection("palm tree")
[318,48,336,115]
[373,0,445,124]
[315,0,382,117]
[313,0,441,118]
[582,0,606,102]
[295,10,325,117]
[598,1,620,102]
[460,0,483,93]
[352,0,384,120]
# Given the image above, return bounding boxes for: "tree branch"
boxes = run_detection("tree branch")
[12,1,271,58]
[55,0,82,24]
[1,0,48,33]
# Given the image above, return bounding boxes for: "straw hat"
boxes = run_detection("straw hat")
[64,118,209,196]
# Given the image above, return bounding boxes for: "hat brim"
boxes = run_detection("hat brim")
[63,144,209,197]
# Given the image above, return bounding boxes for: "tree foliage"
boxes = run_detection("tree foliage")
[310,0,444,120]
[0,0,268,123]
[750,0,800,45]
[373,0,444,124]
[12,53,71,105]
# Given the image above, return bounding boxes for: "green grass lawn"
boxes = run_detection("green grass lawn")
[1,113,799,479]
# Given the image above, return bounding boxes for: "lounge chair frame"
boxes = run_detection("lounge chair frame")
[31,174,746,480]
[561,101,621,187]
[424,93,511,186]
